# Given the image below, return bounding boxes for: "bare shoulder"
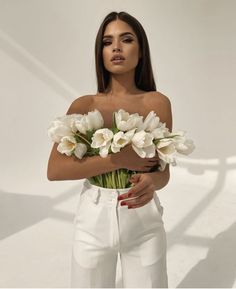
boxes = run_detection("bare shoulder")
[145,91,172,131]
[145,91,171,107]
[66,94,94,115]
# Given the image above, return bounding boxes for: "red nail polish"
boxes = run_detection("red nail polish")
[118,196,123,201]
[121,202,126,206]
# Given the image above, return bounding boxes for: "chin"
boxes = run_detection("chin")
[106,66,135,75]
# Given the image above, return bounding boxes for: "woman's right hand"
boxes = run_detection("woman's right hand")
[112,143,160,172]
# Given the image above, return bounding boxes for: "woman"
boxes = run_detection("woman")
[47,11,172,288]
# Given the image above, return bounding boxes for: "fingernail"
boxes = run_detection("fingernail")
[118,196,123,201]
[121,202,126,206]
[128,193,132,197]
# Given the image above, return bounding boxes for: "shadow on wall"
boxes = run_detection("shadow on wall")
[0,29,77,101]
[0,185,80,240]
[168,154,236,288]
[177,222,236,288]
[167,155,227,249]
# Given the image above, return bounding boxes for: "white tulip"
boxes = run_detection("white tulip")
[155,130,195,170]
[175,138,195,155]
[156,139,176,165]
[131,130,156,158]
[99,143,111,158]
[48,121,72,143]
[156,138,173,149]
[132,130,154,147]
[91,128,113,147]
[75,115,88,135]
[115,109,143,131]
[141,111,161,132]
[75,109,104,135]
[169,131,195,155]
[169,130,185,137]
[151,122,169,139]
[57,136,77,156]
[62,114,81,133]
[87,109,104,130]
[91,128,114,158]
[74,143,88,159]
[111,129,136,153]
[158,160,168,172]
[47,114,79,143]
[132,143,156,158]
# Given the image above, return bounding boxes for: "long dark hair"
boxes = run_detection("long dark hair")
[95,11,156,93]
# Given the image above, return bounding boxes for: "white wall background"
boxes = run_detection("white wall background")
[0,0,235,287]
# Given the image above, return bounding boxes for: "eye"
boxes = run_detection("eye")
[123,38,133,43]
[103,41,111,46]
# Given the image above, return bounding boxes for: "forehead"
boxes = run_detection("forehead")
[103,19,136,37]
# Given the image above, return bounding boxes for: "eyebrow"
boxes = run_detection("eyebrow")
[103,32,135,39]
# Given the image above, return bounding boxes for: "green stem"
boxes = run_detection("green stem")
[74,132,91,146]
[88,164,135,189]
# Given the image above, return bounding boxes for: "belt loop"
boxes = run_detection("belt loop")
[92,187,101,204]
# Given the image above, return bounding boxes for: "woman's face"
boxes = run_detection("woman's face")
[102,19,141,75]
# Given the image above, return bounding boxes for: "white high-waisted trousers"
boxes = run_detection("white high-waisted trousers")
[71,179,168,288]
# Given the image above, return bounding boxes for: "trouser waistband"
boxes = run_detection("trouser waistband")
[82,179,163,213]
[83,179,133,205]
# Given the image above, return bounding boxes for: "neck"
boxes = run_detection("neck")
[106,70,139,97]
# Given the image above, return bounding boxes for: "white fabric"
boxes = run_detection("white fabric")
[71,179,168,288]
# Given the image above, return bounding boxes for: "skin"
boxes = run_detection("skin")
[94,19,173,209]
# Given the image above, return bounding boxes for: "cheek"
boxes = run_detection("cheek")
[102,49,110,66]
[127,47,140,65]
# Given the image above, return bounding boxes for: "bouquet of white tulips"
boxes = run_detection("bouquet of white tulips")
[48,109,195,188]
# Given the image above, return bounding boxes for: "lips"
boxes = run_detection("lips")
[111,54,125,61]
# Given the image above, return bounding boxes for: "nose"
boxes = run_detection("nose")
[112,40,122,52]
[113,47,121,52]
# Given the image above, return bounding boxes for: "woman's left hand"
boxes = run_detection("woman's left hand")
[117,173,156,209]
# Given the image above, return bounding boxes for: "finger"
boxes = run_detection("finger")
[122,192,151,207]
[118,179,149,201]
[127,196,153,209]
[120,186,154,206]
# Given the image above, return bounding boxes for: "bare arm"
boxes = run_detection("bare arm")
[47,96,119,181]
[47,143,120,180]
